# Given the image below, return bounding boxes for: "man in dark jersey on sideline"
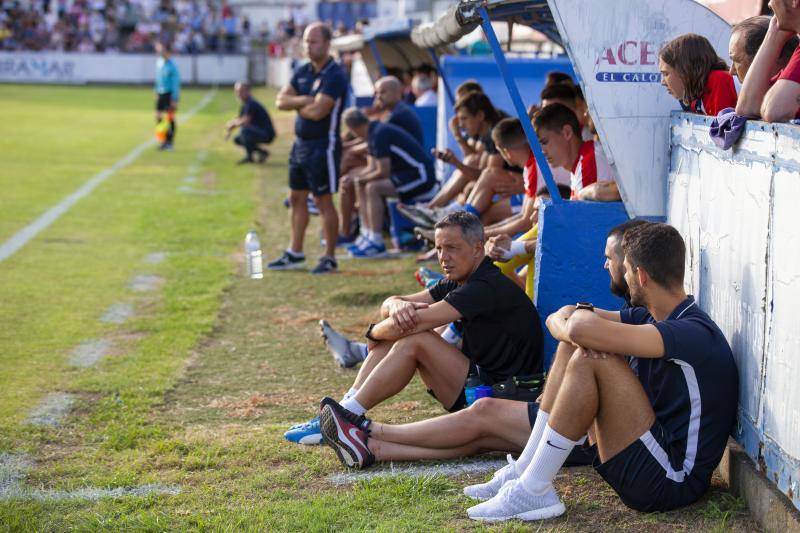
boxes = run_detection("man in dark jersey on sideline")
[269,22,348,275]
[466,222,738,522]
[225,81,275,165]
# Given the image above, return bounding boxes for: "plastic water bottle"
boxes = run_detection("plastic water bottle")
[244,230,263,279]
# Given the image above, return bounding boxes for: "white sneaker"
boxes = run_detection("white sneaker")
[466,479,565,522]
[463,454,519,500]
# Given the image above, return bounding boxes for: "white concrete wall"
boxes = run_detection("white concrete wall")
[0,52,247,85]
[265,57,293,88]
[668,113,800,510]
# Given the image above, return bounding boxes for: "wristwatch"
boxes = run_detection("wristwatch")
[575,302,595,312]
[365,323,379,342]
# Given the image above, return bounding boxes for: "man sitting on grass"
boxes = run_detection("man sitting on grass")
[284,212,543,446]
[316,220,647,469]
[466,223,738,522]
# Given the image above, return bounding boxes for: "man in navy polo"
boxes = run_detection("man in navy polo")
[341,107,438,258]
[225,81,275,165]
[466,222,739,522]
[269,22,348,275]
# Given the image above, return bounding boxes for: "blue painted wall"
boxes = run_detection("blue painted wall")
[437,55,575,180]
[534,200,629,365]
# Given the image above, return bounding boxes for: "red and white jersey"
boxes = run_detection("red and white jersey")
[570,140,614,198]
[523,151,572,198]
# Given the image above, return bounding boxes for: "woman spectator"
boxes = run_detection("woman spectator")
[659,33,738,116]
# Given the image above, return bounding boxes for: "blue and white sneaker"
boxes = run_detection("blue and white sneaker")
[346,235,368,254]
[349,240,387,259]
[284,416,322,445]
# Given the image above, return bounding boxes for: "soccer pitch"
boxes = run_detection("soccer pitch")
[0,84,756,530]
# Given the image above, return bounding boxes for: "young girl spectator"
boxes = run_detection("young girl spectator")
[659,33,738,116]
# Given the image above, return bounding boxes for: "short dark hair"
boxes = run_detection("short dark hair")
[318,24,333,42]
[621,223,685,290]
[456,80,483,96]
[342,107,369,129]
[607,219,650,241]
[491,118,526,148]
[540,83,577,103]
[545,71,575,87]
[732,15,798,67]
[434,211,484,244]
[535,184,571,199]
[533,103,581,137]
[454,91,500,125]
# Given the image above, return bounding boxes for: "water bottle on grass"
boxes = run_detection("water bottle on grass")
[245,230,263,279]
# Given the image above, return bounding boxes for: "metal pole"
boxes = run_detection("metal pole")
[428,47,455,106]
[368,39,388,77]
[477,6,562,203]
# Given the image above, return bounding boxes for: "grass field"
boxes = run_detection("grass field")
[0,84,759,531]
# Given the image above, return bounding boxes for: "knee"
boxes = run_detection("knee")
[467,397,501,419]
[289,191,308,207]
[464,154,480,166]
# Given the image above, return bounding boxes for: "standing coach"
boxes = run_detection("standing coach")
[268,22,348,275]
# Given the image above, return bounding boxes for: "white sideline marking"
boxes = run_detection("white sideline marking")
[100,302,134,324]
[27,393,75,427]
[0,454,180,501]
[69,339,112,368]
[0,90,216,263]
[326,457,505,486]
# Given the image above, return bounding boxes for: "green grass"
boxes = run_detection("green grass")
[0,84,760,531]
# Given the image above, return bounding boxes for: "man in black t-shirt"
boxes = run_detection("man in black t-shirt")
[225,81,276,165]
[284,213,544,452]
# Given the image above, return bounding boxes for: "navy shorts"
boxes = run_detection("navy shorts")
[393,169,437,204]
[289,140,341,197]
[526,402,597,467]
[594,419,709,512]
[156,92,173,111]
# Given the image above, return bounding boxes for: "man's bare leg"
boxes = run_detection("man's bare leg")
[289,188,310,253]
[351,340,394,389]
[481,199,513,225]
[371,398,531,450]
[364,179,396,234]
[429,153,482,207]
[312,193,339,258]
[370,436,521,461]
[338,175,357,236]
[354,331,470,411]
[464,168,516,214]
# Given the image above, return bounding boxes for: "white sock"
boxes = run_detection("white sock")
[519,424,578,495]
[355,343,369,359]
[340,387,359,402]
[340,395,367,416]
[443,200,463,214]
[367,230,383,244]
[286,248,304,258]
[515,409,549,475]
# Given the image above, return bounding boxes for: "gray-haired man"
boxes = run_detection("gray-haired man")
[284,212,544,452]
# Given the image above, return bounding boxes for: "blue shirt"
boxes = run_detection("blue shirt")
[240,97,274,135]
[290,57,348,142]
[621,297,738,485]
[387,101,423,141]
[155,57,180,99]
[367,121,435,193]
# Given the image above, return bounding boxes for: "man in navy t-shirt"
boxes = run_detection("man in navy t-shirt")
[341,107,437,258]
[224,81,275,164]
[337,76,423,245]
[466,222,739,523]
[269,22,348,275]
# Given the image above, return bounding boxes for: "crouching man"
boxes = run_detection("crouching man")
[284,212,544,451]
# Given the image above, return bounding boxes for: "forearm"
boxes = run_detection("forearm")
[485,215,530,239]
[277,94,311,111]
[737,32,788,117]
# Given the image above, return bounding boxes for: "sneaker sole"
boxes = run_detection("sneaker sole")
[469,502,566,522]
[319,321,358,368]
[320,405,363,468]
[267,262,306,271]
[349,251,388,259]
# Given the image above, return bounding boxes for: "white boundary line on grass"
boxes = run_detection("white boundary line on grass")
[0,90,216,263]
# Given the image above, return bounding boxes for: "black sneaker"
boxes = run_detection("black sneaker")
[397,203,435,229]
[267,251,306,270]
[319,397,374,469]
[414,226,436,245]
[255,148,270,163]
[236,156,254,165]
[311,256,337,275]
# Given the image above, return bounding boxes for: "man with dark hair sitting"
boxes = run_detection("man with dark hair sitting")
[341,107,438,258]
[466,223,739,522]
[533,103,620,202]
[285,212,544,448]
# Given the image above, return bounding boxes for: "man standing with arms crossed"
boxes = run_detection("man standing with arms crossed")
[268,22,348,275]
[154,41,180,151]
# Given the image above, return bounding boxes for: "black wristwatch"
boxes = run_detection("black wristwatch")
[365,323,379,342]
[576,302,595,312]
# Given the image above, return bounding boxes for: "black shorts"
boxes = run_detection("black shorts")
[289,140,341,197]
[526,402,597,467]
[427,387,467,413]
[156,92,173,112]
[393,171,437,204]
[594,419,709,512]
